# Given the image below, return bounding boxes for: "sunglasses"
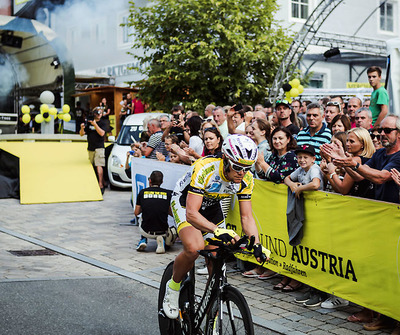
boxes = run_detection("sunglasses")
[377,127,398,134]
[327,101,340,106]
[203,127,217,132]
[228,160,252,172]
[370,133,381,140]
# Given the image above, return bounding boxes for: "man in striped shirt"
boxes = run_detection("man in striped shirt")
[296,103,332,165]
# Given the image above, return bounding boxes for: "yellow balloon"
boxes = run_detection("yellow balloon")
[45,115,52,122]
[21,105,30,114]
[291,79,300,88]
[22,113,31,124]
[62,104,70,113]
[35,114,44,123]
[53,114,58,120]
[40,104,49,113]
[285,92,291,100]
[63,113,71,122]
[49,107,58,116]
[298,85,304,94]
[58,113,64,121]
[290,88,299,98]
[288,97,292,103]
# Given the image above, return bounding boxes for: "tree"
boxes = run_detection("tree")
[126,0,292,111]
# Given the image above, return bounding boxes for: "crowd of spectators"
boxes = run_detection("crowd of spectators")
[123,65,399,334]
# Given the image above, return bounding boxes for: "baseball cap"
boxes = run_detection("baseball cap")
[294,144,315,156]
[275,100,291,109]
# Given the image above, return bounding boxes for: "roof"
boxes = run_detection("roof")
[0,15,74,93]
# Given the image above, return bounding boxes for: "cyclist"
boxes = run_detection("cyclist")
[163,134,270,319]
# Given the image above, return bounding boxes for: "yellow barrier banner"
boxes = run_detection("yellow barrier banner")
[227,180,400,321]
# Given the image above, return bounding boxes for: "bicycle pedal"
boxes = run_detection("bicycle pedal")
[158,309,167,318]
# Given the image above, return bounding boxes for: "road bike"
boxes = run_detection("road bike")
[158,235,263,335]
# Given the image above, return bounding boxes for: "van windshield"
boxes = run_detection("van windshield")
[117,125,143,145]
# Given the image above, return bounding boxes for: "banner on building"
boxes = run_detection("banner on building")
[346,82,372,88]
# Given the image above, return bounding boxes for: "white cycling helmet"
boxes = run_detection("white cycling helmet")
[222,134,258,166]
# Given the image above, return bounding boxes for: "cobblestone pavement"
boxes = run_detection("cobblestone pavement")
[0,189,394,335]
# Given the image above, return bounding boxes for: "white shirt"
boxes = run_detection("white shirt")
[218,120,229,139]
[189,135,204,155]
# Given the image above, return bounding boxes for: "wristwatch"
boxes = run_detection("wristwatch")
[329,172,336,179]
[351,162,360,171]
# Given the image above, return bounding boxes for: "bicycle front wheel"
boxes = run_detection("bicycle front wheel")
[205,285,254,335]
[158,261,181,335]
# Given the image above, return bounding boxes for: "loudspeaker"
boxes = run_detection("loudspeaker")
[1,33,23,49]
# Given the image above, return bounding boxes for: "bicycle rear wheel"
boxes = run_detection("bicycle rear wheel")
[158,261,181,335]
[205,286,254,335]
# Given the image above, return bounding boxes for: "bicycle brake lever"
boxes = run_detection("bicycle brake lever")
[247,235,255,250]
[206,238,224,247]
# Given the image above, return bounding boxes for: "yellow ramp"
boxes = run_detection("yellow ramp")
[0,142,102,204]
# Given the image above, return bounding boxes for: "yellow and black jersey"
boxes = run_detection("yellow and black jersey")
[173,157,254,209]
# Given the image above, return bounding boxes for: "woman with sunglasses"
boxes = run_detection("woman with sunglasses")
[370,127,383,150]
[322,127,375,199]
[183,126,224,162]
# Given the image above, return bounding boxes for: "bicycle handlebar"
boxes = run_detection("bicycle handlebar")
[200,234,265,261]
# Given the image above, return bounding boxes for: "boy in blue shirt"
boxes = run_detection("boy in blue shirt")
[284,144,324,198]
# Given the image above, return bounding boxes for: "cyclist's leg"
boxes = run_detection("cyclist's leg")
[163,224,204,319]
[172,225,204,283]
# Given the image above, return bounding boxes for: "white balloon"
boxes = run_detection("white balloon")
[39,91,55,104]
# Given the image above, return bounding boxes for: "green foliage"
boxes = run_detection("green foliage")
[126,0,292,111]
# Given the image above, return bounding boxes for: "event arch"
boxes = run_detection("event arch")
[268,0,387,103]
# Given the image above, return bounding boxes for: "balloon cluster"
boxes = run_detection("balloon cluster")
[20,90,71,124]
[282,79,304,103]
[21,104,71,124]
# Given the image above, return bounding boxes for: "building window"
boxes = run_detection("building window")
[291,0,309,20]
[309,73,324,88]
[122,16,133,44]
[118,13,134,49]
[380,1,394,32]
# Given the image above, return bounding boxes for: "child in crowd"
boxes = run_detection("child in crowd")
[284,144,325,307]
[125,143,142,173]
[156,134,179,162]
[284,144,324,198]
[169,152,182,164]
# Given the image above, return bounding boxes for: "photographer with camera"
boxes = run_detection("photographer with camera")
[80,107,107,194]
[162,105,187,144]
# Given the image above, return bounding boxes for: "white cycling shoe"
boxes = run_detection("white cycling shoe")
[163,279,180,319]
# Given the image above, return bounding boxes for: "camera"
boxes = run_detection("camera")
[173,114,180,120]
[84,112,94,126]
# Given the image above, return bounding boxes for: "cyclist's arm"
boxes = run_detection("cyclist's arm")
[238,200,260,244]
[186,192,219,233]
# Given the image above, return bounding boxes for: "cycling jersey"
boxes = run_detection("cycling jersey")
[171,156,254,235]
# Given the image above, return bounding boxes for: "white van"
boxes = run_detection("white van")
[107,112,165,189]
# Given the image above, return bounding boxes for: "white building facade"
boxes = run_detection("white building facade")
[46,0,400,89]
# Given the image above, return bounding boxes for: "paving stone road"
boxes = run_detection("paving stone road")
[0,189,394,335]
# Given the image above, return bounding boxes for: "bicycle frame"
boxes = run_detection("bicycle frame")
[179,250,230,334]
